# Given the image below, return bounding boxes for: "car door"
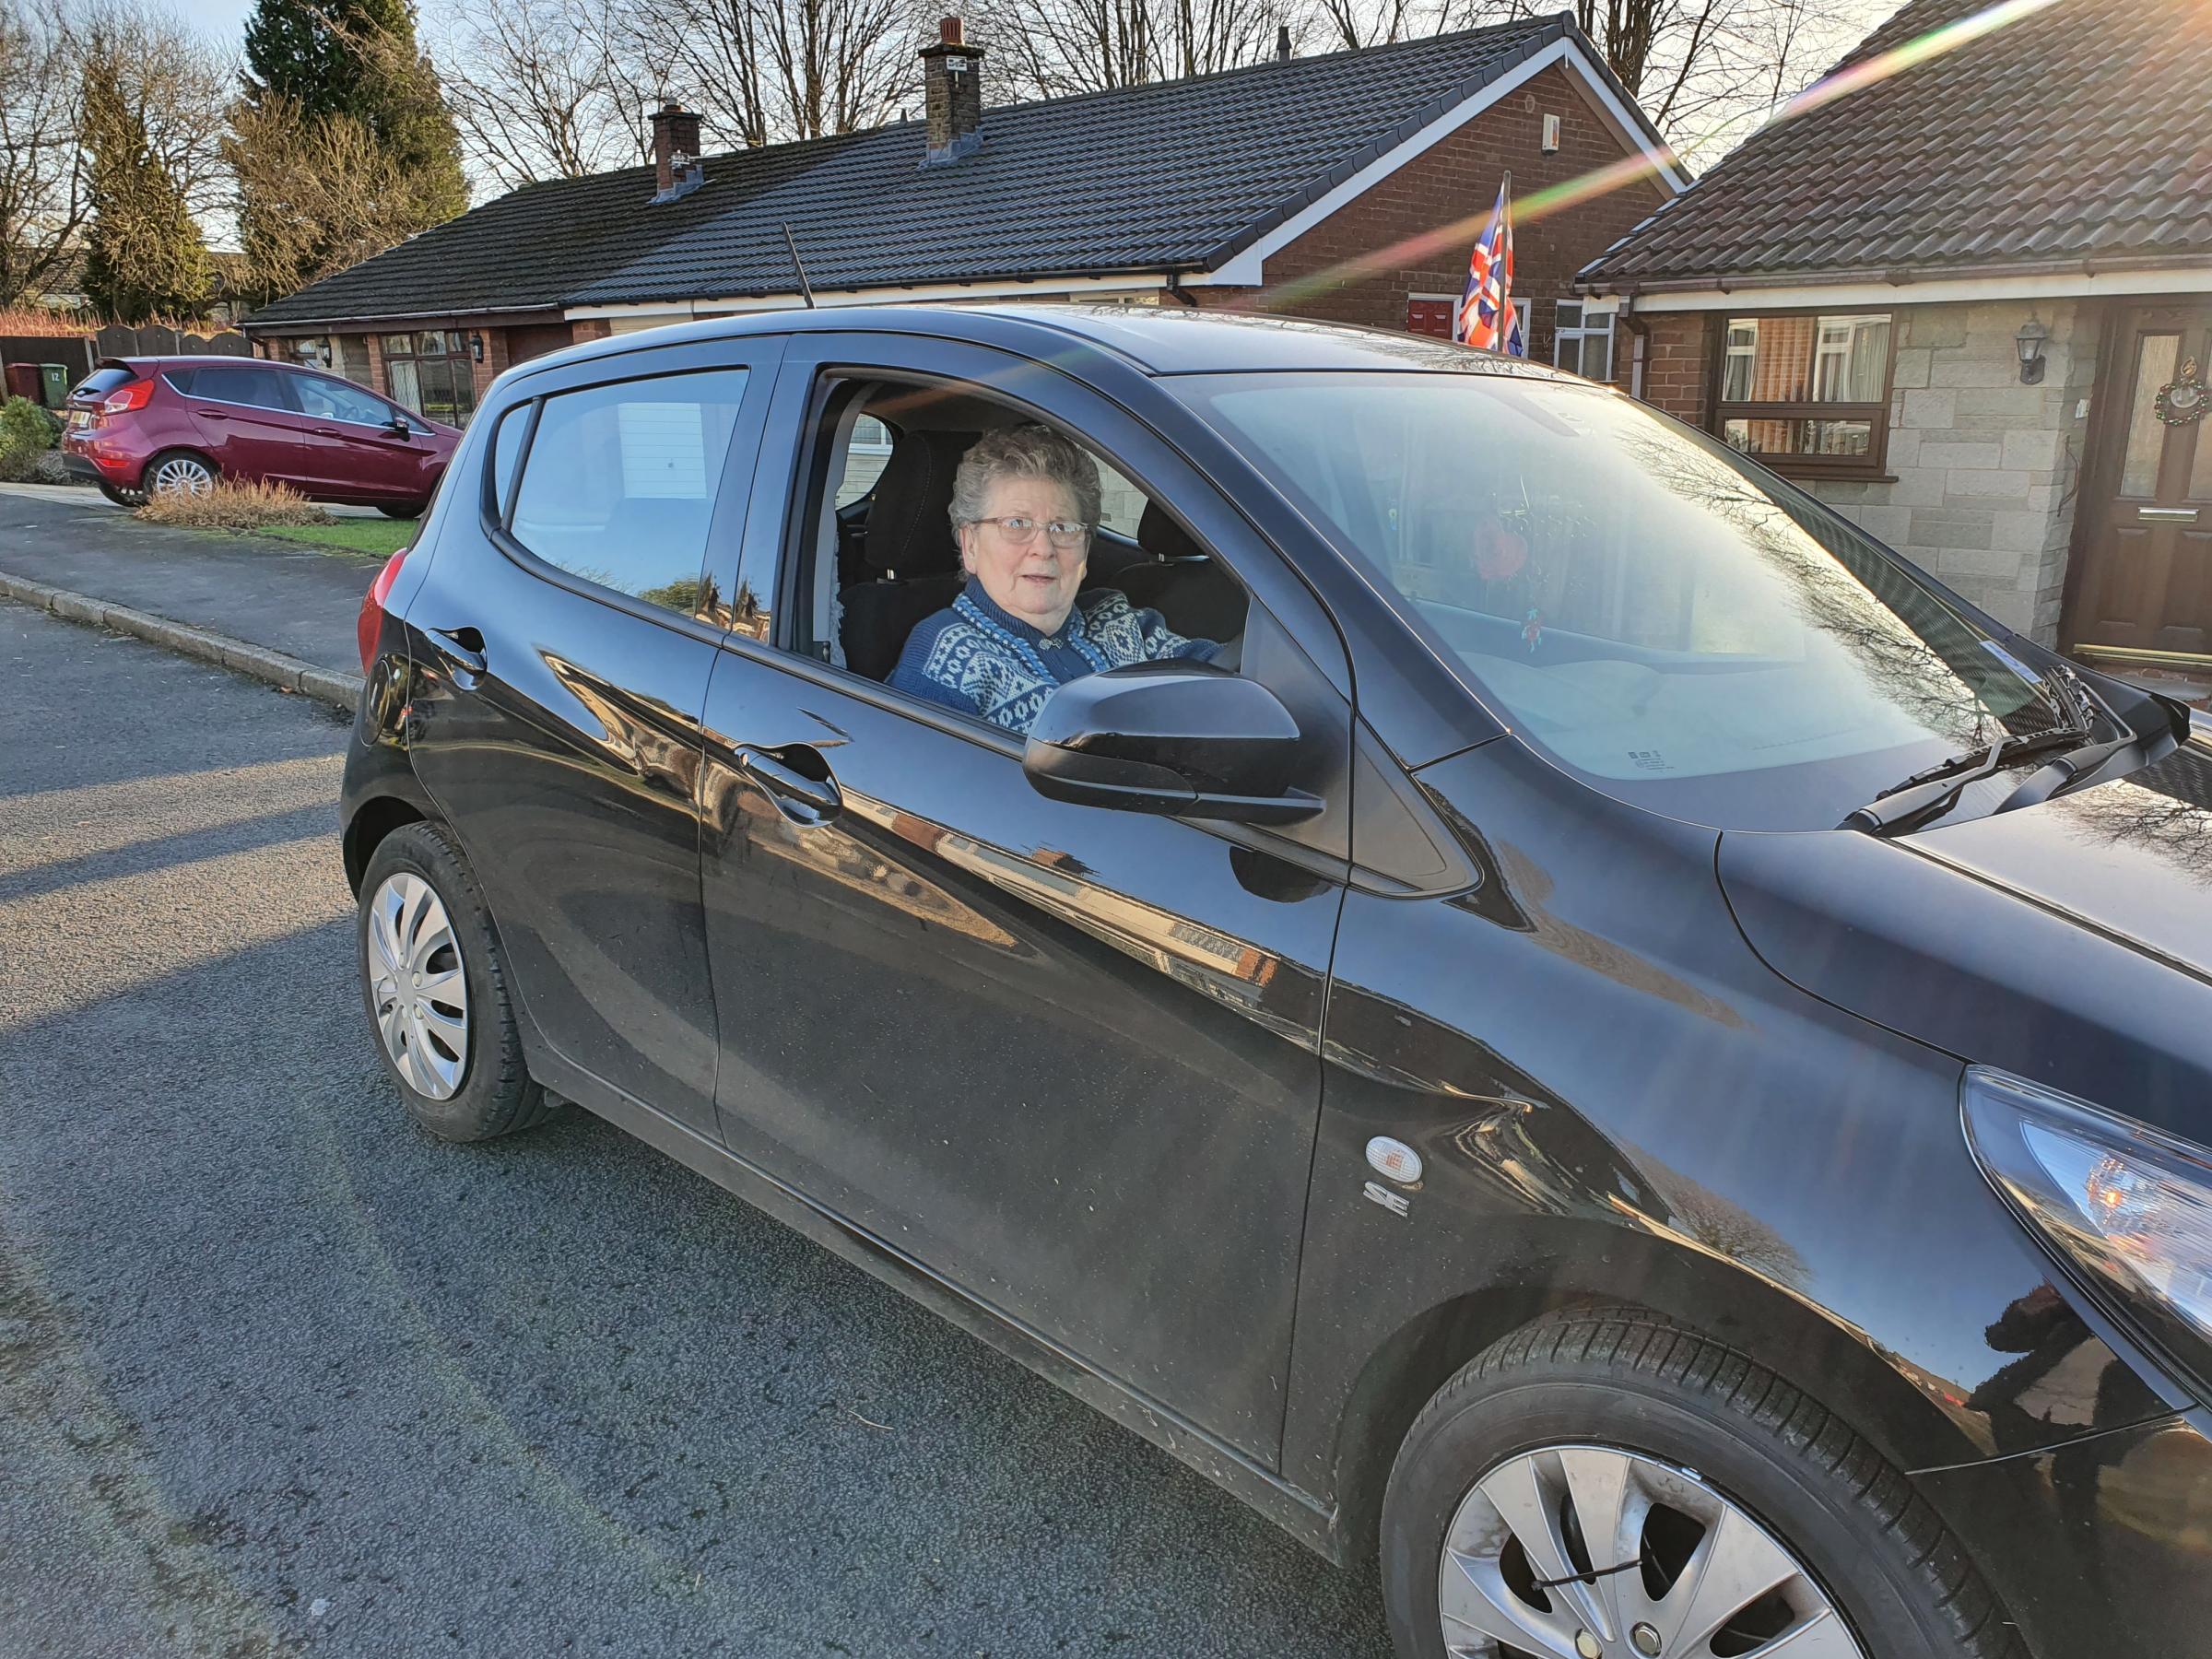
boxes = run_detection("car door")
[405,335,783,1136]
[698,333,1353,1464]
[289,370,435,500]
[174,362,310,486]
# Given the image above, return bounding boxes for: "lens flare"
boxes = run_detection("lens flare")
[1249,0,2064,320]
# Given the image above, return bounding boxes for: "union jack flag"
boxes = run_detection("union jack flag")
[1456,182,1524,356]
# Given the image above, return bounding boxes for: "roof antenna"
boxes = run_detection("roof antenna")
[782,222,817,309]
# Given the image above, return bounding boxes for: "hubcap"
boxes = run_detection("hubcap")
[151,456,213,495]
[1438,1445,1865,1659]
[366,872,469,1100]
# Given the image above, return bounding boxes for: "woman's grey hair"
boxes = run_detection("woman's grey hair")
[948,423,1102,534]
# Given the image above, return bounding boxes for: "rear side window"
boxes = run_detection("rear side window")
[187,364,291,411]
[508,370,749,613]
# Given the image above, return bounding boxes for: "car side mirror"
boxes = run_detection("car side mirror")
[385,416,412,437]
[1022,661,1323,824]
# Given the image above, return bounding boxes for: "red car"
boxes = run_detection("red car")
[60,356,459,516]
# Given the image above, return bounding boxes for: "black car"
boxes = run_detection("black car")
[341,305,2212,1659]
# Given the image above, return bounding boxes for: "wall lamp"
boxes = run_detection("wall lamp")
[468,331,486,365]
[2016,316,2049,385]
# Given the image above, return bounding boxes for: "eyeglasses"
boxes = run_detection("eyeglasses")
[971,515,1092,548]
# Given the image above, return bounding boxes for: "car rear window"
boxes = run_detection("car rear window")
[73,367,136,400]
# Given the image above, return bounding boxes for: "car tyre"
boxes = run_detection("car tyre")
[1381,1307,2023,1659]
[358,820,554,1143]
[145,449,218,497]
[377,502,425,520]
[97,481,144,508]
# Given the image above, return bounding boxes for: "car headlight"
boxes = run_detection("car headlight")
[1963,1065,2212,1399]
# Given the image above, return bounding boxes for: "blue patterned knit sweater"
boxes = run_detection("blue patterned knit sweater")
[888,578,1215,736]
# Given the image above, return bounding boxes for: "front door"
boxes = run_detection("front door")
[2069,304,2212,666]
[698,337,1353,1462]
[289,370,430,500]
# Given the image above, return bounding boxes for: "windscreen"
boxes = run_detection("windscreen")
[1182,370,2065,830]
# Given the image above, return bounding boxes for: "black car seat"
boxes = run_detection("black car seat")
[1119,502,1247,642]
[840,429,975,681]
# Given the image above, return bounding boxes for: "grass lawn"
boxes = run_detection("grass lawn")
[257,518,417,559]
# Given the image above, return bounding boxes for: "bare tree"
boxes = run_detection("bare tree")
[429,0,644,189]
[0,0,85,308]
[972,0,1282,97]
[594,0,922,151]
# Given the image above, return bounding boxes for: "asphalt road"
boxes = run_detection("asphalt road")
[0,601,1392,1658]
[0,488,371,676]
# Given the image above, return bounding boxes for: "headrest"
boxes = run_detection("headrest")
[864,429,976,574]
[1138,500,1207,563]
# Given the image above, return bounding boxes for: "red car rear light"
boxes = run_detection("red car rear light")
[100,379,154,415]
[358,547,410,674]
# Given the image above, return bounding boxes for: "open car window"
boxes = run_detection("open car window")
[777,375,1250,716]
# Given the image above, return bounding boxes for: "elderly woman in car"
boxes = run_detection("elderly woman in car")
[889,424,1218,735]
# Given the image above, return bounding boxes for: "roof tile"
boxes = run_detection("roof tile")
[1581,0,2212,288]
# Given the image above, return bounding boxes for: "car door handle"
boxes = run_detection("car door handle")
[193,407,229,420]
[311,426,342,438]
[427,625,488,677]
[734,745,842,823]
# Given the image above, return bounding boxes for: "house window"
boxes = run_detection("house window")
[381,331,477,426]
[1717,312,1893,475]
[1553,300,1614,380]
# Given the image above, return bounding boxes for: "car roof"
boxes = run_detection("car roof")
[97,356,334,372]
[513,303,1584,384]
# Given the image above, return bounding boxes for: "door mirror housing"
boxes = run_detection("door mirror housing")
[1022,661,1322,824]
[385,415,413,437]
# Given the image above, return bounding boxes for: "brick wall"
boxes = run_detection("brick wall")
[1201,65,1671,362]
[1617,312,1711,426]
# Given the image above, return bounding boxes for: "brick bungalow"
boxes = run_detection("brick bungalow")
[1576,0,2212,682]
[241,14,1682,424]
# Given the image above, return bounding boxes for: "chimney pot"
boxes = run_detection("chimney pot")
[650,101,704,202]
[1277,24,1290,61]
[919,18,986,165]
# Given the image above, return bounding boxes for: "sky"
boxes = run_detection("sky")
[171,0,253,45]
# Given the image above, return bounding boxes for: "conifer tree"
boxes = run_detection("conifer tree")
[232,0,465,300]
[81,35,211,323]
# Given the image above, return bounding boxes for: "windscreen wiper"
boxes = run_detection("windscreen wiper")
[1839,723,2088,836]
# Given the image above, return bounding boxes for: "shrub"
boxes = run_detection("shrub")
[0,395,62,481]
[135,477,335,529]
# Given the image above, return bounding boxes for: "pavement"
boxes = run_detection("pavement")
[0,484,375,688]
[0,600,1392,1656]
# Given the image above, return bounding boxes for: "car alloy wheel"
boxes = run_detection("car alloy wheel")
[366,871,470,1100]
[149,454,215,495]
[1439,1444,1865,1659]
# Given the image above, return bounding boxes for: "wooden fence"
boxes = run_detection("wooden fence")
[0,326,248,405]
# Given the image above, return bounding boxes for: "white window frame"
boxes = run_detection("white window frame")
[1553,300,1615,380]
[1723,321,1759,404]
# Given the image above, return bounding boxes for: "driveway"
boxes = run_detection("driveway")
[0,601,1392,1658]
